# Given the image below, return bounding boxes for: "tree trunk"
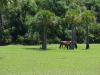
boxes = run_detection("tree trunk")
[42,26,47,50]
[86,24,89,50]
[74,26,77,43]
[71,24,74,49]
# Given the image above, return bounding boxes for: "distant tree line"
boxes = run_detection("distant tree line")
[0,0,100,47]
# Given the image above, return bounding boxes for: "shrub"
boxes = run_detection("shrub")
[16,35,24,44]
[53,37,60,44]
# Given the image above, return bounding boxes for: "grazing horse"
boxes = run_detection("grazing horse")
[59,41,77,49]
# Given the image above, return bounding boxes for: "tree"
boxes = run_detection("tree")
[2,0,37,44]
[0,0,20,44]
[33,10,57,50]
[81,10,96,49]
[65,9,81,49]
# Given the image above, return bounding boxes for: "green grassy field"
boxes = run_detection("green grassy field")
[0,44,100,75]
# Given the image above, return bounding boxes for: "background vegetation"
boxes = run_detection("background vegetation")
[0,0,100,46]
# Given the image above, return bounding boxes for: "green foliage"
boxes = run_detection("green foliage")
[53,37,60,43]
[48,36,60,44]
[0,0,19,8]
[65,9,81,24]
[65,29,72,40]
[89,23,100,43]
[21,0,37,16]
[68,2,79,9]
[24,15,34,28]
[0,28,12,45]
[33,10,57,26]
[84,0,100,22]
[89,33,94,43]
[81,10,96,24]
[35,0,68,16]
[1,0,100,45]
[16,35,24,44]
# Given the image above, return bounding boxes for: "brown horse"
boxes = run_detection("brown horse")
[59,41,77,49]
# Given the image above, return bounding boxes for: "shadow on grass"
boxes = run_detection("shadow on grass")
[0,57,4,60]
[81,49,86,50]
[24,48,54,51]
[81,49,90,50]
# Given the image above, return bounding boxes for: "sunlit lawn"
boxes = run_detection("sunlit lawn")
[0,44,100,75]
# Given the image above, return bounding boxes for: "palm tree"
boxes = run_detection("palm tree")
[81,10,96,49]
[65,9,81,49]
[33,10,57,50]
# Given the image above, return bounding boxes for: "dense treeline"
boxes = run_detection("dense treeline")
[0,0,100,46]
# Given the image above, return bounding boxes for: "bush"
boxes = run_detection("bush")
[24,39,37,45]
[53,37,60,44]
[16,35,24,44]
[0,29,12,45]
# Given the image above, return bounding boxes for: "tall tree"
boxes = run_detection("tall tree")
[33,10,57,50]
[65,9,81,49]
[81,10,96,49]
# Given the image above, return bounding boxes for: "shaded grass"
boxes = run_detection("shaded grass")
[0,44,100,75]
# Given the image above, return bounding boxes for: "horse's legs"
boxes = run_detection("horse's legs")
[67,44,70,49]
[59,43,63,49]
[64,45,66,48]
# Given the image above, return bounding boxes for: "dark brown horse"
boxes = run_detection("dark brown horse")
[59,41,77,49]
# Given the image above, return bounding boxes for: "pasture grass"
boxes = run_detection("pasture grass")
[0,44,100,75]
